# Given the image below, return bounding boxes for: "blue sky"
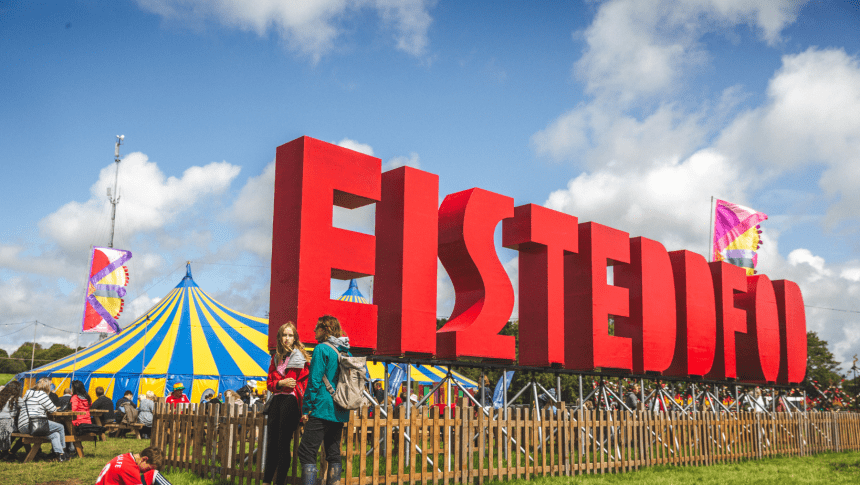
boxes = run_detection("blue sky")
[3,1,860,372]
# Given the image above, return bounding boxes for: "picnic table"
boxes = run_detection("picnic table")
[10,411,99,462]
[89,408,110,440]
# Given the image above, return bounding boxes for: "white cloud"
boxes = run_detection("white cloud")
[436,259,453,319]
[504,255,518,320]
[336,138,375,156]
[230,161,276,258]
[383,152,420,171]
[787,248,830,279]
[136,0,434,61]
[544,149,748,253]
[717,48,860,229]
[40,152,240,255]
[575,0,805,104]
[531,102,709,168]
[840,266,860,282]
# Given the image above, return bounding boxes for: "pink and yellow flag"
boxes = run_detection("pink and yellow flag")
[712,199,767,276]
[81,246,132,334]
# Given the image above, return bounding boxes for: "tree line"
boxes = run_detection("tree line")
[0,343,81,374]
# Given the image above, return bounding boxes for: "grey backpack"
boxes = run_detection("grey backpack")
[321,342,370,411]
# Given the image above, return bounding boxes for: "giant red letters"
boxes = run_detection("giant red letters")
[706,262,748,380]
[374,167,438,356]
[774,280,807,384]
[269,136,808,383]
[736,275,781,383]
[565,222,631,371]
[615,237,677,374]
[269,136,380,351]
[665,250,716,377]
[502,204,578,367]
[437,189,516,361]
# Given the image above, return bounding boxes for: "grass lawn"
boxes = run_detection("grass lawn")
[0,374,16,386]
[3,434,859,484]
[485,451,860,485]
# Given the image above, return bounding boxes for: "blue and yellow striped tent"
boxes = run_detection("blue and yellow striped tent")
[338,279,370,304]
[22,267,477,403]
[19,264,271,403]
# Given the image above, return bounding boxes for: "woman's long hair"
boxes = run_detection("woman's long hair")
[274,321,310,364]
[71,380,90,403]
[0,380,22,412]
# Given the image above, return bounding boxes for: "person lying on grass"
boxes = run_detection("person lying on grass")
[96,446,172,485]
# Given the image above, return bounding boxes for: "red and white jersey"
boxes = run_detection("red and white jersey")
[95,453,142,485]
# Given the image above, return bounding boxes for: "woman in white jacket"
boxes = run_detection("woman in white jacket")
[18,378,68,462]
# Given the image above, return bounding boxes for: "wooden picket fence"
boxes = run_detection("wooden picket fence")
[151,401,860,485]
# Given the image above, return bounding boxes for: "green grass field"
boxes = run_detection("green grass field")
[0,436,858,485]
[0,374,16,386]
[485,451,860,485]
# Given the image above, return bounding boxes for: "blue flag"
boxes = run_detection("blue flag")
[387,364,406,397]
[492,371,515,408]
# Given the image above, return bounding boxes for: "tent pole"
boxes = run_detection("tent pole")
[72,330,81,383]
[383,361,388,413]
[30,321,37,375]
[405,363,412,463]
[708,196,715,262]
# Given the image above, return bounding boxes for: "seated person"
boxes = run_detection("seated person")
[96,446,170,485]
[47,384,61,408]
[57,387,72,411]
[200,389,215,404]
[70,380,94,453]
[18,378,68,462]
[137,391,155,439]
[114,390,136,422]
[91,386,115,423]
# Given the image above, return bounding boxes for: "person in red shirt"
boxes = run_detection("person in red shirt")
[263,321,310,485]
[95,446,165,485]
[164,383,190,406]
[70,380,92,428]
[69,379,93,456]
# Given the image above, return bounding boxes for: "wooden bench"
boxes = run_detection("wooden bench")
[10,432,98,462]
[104,422,145,439]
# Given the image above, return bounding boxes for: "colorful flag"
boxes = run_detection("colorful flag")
[387,364,406,397]
[492,371,515,409]
[712,199,767,276]
[82,246,132,334]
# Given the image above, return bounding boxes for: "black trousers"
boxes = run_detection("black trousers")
[297,416,344,466]
[263,394,301,485]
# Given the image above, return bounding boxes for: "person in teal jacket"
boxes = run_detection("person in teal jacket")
[298,315,351,485]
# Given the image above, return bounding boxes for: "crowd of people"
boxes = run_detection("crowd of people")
[0,376,164,463]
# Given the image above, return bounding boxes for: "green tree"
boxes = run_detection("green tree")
[805,331,843,394]
[5,342,77,372]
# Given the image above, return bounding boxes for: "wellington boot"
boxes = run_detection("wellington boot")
[301,464,318,485]
[326,462,342,485]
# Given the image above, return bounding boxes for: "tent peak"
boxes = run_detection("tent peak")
[176,262,198,288]
[338,278,369,304]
